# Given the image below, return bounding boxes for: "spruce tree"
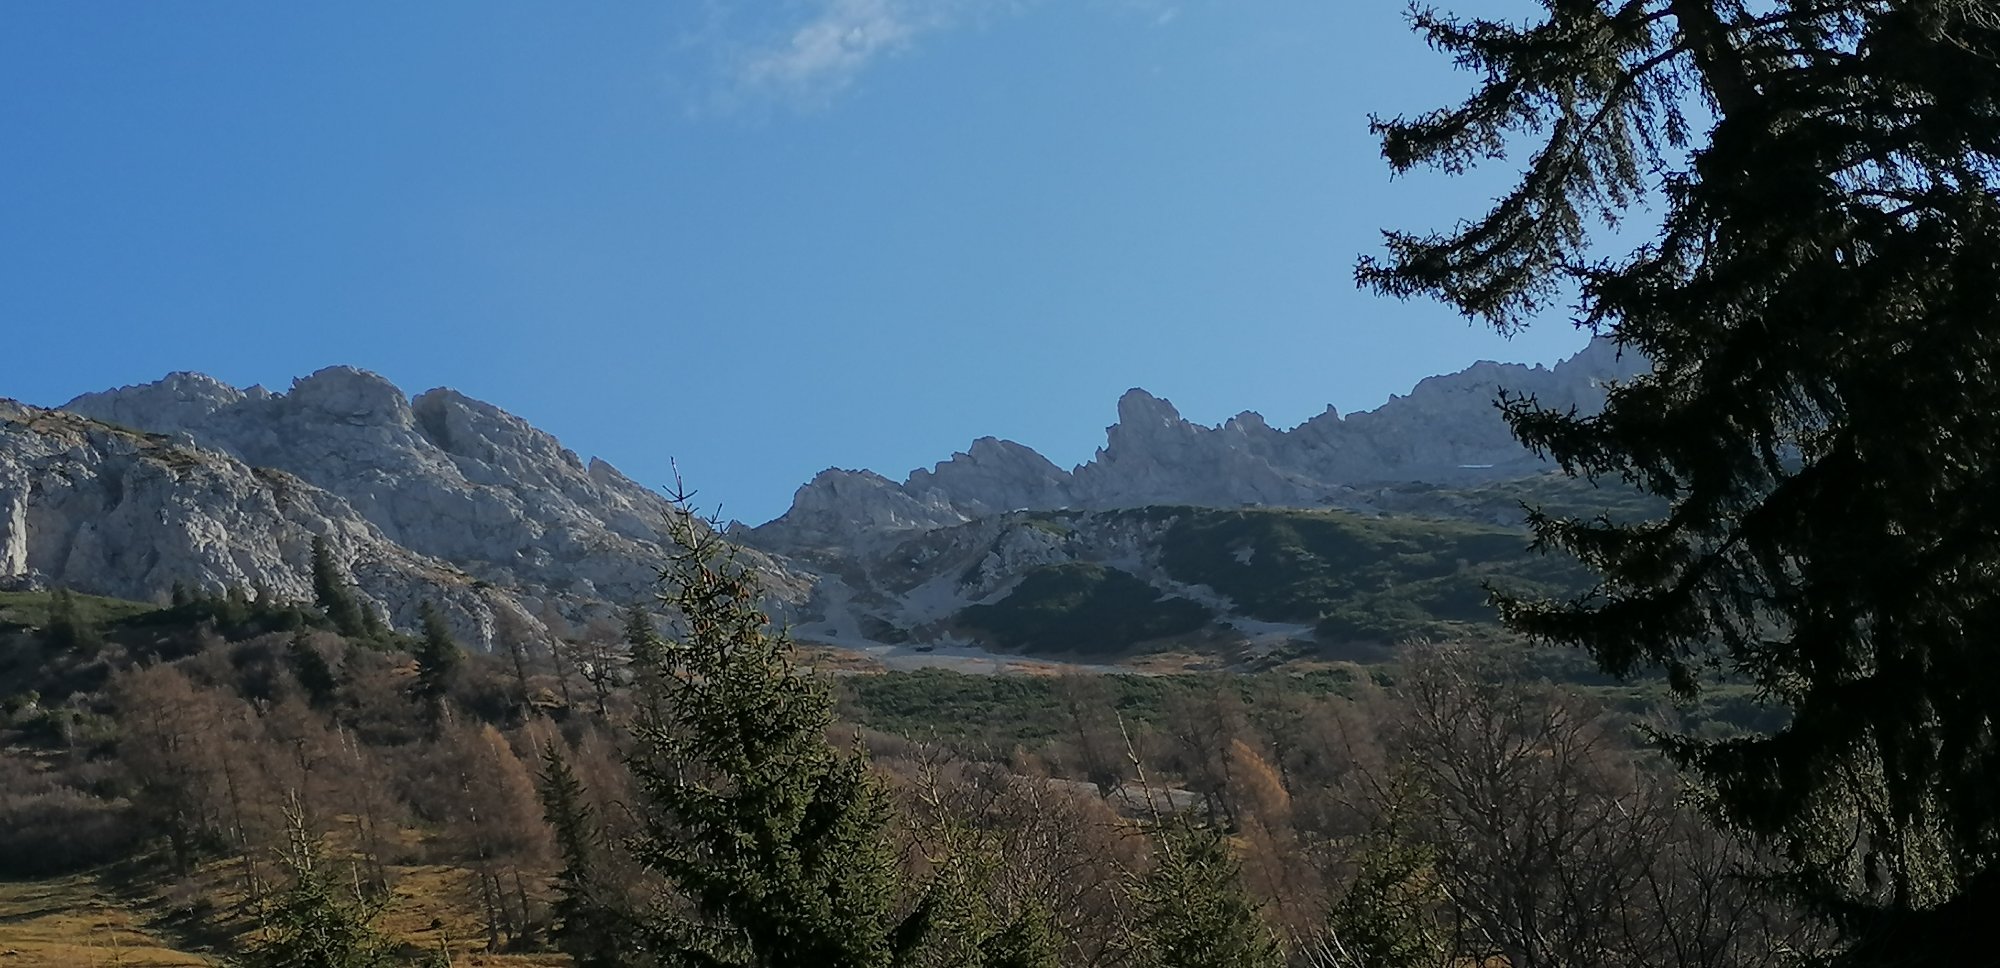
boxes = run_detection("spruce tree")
[233,807,429,968]
[898,818,1063,968]
[1129,816,1282,968]
[235,864,406,968]
[311,537,373,640]
[1363,2,2000,959]
[621,603,667,722]
[288,630,340,709]
[537,742,629,968]
[413,601,461,720]
[622,486,919,968]
[1319,821,1444,968]
[42,587,104,657]
[974,907,1061,968]
[621,602,657,652]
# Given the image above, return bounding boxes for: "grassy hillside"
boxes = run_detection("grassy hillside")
[957,563,1214,655]
[947,503,1595,657]
[1157,505,1584,642]
[838,662,1781,755]
[0,589,157,631]
[0,873,210,967]
[1351,473,1668,525]
[0,864,571,967]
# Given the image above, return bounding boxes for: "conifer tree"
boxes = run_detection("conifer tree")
[899,815,1063,968]
[1129,816,1282,968]
[621,602,657,652]
[311,537,373,640]
[975,907,1061,968]
[233,802,432,968]
[537,742,630,968]
[1319,821,1445,968]
[620,603,675,726]
[413,601,461,721]
[220,584,253,627]
[42,587,104,657]
[622,485,921,968]
[1363,2,2000,958]
[288,630,340,709]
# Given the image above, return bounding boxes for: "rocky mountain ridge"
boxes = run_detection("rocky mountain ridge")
[3,367,809,647]
[3,337,1644,660]
[0,401,540,646]
[745,337,1645,550]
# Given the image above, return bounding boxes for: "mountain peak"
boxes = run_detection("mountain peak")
[746,338,1650,547]
[289,366,411,424]
[1115,388,1183,427]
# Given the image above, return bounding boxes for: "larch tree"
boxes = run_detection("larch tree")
[1360,1,2000,961]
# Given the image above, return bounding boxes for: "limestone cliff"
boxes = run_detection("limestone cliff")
[0,401,539,646]
[58,367,807,624]
[748,337,1646,550]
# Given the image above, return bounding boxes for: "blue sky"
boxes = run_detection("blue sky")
[0,1,1586,525]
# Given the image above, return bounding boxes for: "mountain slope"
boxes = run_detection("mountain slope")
[2,340,1650,661]
[0,401,539,643]
[771,490,1627,662]
[59,368,763,613]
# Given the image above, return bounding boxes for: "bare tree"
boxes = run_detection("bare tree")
[1361,645,1806,968]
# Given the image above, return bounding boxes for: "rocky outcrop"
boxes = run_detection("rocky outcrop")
[748,469,972,550]
[906,437,1072,516]
[747,338,1647,550]
[61,367,807,619]
[1068,390,1327,509]
[1,481,27,579]
[0,401,539,646]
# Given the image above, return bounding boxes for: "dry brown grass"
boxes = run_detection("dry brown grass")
[0,874,210,967]
[0,861,572,968]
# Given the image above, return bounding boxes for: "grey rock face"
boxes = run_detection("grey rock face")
[0,401,536,646]
[747,338,1647,551]
[6,338,1643,659]
[1,482,26,579]
[1068,389,1325,509]
[906,437,1072,517]
[46,367,809,643]
[60,367,751,616]
[751,469,971,550]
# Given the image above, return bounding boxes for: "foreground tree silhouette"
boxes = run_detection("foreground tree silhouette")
[620,485,924,967]
[1362,2,1999,962]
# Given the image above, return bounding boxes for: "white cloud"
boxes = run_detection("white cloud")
[735,0,955,105]
[695,0,1181,112]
